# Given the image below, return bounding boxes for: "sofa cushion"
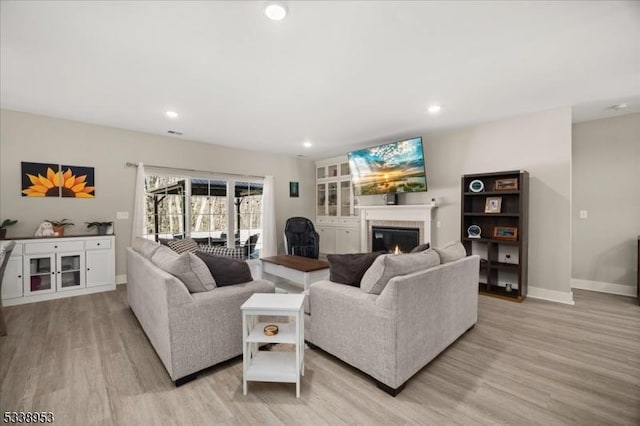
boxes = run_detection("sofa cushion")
[327,252,383,287]
[132,237,161,259]
[361,249,441,295]
[410,242,431,253]
[167,238,199,254]
[160,252,217,293]
[433,240,467,264]
[195,251,253,286]
[151,244,180,266]
[198,245,245,259]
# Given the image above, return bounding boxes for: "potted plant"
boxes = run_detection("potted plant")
[86,221,113,236]
[0,219,18,239]
[46,219,74,237]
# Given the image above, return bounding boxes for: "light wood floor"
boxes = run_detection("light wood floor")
[1,287,639,425]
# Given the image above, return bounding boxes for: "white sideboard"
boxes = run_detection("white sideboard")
[1,235,116,306]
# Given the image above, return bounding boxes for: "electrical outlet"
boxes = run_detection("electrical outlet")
[436,221,442,228]
[117,211,129,220]
[579,210,588,219]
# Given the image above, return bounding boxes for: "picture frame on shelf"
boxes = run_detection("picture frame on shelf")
[485,196,502,213]
[494,178,518,191]
[493,226,518,241]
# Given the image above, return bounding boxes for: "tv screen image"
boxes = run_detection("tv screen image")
[348,137,427,196]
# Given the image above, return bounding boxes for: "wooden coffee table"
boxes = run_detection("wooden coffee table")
[260,255,329,291]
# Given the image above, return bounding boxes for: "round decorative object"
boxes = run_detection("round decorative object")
[469,179,484,192]
[263,324,279,336]
[467,225,481,238]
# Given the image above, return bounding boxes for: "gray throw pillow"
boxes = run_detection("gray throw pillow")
[410,242,431,253]
[132,237,160,259]
[167,238,199,254]
[151,244,180,266]
[161,252,217,293]
[195,252,253,287]
[361,249,441,295]
[433,240,467,264]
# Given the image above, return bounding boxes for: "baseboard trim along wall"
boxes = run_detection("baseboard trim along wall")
[116,274,127,285]
[571,278,637,298]
[527,286,575,305]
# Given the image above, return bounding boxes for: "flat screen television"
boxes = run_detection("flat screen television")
[348,136,427,196]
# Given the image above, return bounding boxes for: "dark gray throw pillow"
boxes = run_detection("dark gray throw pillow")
[410,242,431,253]
[327,252,384,287]
[194,251,253,287]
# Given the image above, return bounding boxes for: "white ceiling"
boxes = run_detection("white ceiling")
[1,1,639,159]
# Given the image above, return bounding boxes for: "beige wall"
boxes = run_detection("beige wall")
[572,113,640,294]
[358,107,574,301]
[0,109,316,278]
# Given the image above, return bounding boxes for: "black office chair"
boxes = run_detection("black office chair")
[284,217,320,259]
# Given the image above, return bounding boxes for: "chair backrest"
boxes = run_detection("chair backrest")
[284,217,319,259]
[0,241,16,283]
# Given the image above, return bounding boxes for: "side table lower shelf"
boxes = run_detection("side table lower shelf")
[245,352,298,382]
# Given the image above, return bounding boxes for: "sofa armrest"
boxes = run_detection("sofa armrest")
[167,279,275,380]
[374,255,480,386]
[309,281,396,383]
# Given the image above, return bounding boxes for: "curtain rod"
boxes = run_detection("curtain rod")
[124,162,264,180]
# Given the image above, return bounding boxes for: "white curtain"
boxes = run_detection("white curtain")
[130,162,146,246]
[260,175,277,257]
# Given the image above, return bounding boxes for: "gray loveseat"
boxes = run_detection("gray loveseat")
[126,238,274,385]
[307,249,480,395]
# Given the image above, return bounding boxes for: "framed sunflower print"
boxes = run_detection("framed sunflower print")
[21,162,95,198]
[61,165,95,198]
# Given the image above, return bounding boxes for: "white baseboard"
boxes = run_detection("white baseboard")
[116,274,127,285]
[571,278,637,297]
[527,286,575,305]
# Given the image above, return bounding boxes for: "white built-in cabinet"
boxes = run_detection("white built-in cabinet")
[1,235,115,306]
[315,156,360,255]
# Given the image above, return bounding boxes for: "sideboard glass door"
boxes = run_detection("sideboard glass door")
[25,255,55,295]
[57,253,85,291]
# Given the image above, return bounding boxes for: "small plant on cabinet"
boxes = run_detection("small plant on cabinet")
[86,221,113,235]
[46,219,74,237]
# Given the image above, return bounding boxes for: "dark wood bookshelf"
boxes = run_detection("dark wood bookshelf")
[461,170,529,302]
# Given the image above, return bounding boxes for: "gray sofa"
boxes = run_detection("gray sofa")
[126,239,274,385]
[307,252,480,395]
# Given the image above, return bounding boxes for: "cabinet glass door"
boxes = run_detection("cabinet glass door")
[328,165,338,178]
[317,183,326,216]
[328,182,338,216]
[340,162,350,177]
[340,181,351,216]
[27,256,54,294]
[58,253,84,291]
[316,167,326,179]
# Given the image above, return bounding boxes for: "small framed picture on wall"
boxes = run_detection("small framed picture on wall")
[289,181,299,198]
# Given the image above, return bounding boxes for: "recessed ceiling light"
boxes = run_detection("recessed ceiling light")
[303,141,312,148]
[166,111,179,119]
[427,105,442,114]
[608,103,628,111]
[265,1,287,21]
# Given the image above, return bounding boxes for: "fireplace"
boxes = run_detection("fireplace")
[371,226,420,253]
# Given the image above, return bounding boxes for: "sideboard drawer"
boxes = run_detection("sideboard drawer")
[24,241,85,254]
[85,239,111,250]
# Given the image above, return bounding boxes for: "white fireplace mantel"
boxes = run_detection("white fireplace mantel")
[355,202,438,252]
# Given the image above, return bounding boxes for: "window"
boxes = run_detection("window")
[143,173,263,257]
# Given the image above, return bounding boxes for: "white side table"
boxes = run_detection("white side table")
[241,293,305,397]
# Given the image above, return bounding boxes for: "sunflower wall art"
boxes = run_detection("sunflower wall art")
[21,162,95,198]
